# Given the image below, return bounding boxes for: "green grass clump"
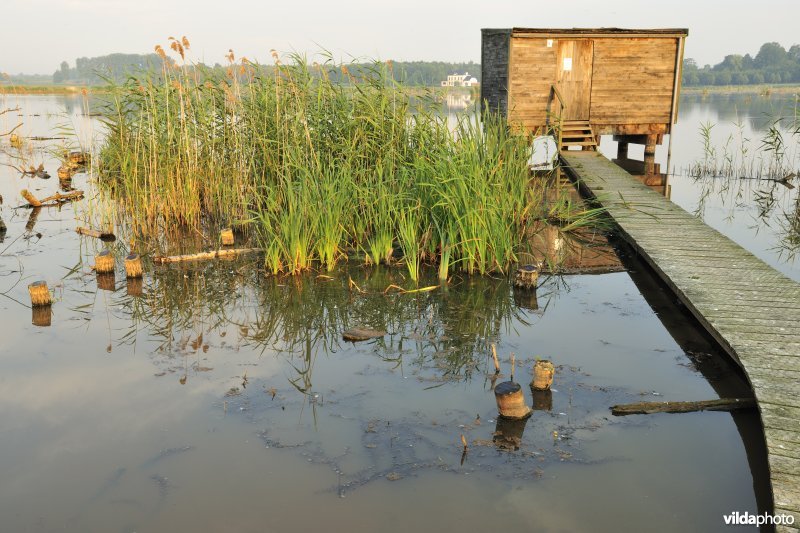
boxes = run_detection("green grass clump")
[98,40,586,279]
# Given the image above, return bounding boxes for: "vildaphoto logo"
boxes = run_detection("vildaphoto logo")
[723,511,795,526]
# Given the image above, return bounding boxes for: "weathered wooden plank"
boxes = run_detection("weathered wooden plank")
[561,150,800,519]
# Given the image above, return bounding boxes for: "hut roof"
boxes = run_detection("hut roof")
[483,28,689,37]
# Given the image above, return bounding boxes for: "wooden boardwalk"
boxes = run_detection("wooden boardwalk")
[561,151,800,530]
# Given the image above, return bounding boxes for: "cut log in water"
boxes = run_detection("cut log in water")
[220,228,234,246]
[76,226,116,241]
[28,281,52,306]
[153,248,261,264]
[531,360,555,391]
[610,398,756,416]
[124,253,143,278]
[494,381,531,420]
[94,250,115,273]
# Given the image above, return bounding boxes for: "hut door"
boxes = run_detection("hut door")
[556,40,593,121]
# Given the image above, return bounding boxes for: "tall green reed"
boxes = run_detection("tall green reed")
[98,40,590,278]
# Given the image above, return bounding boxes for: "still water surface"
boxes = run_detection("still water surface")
[0,93,782,532]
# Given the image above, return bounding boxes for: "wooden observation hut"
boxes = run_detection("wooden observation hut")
[481,28,688,154]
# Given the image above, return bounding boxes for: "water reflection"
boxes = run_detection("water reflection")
[0,93,769,533]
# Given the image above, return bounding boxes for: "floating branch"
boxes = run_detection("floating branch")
[20,189,84,207]
[153,247,261,264]
[610,398,755,416]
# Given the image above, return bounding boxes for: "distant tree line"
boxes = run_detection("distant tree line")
[683,42,800,86]
[49,52,480,87]
[53,53,171,84]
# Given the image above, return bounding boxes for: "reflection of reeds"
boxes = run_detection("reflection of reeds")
[688,112,799,180]
[98,42,596,278]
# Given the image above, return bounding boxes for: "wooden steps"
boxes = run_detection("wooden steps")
[559,120,598,151]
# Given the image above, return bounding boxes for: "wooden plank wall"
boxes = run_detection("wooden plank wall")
[590,38,678,125]
[505,35,679,130]
[507,37,556,130]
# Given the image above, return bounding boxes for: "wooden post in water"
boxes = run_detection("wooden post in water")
[94,250,115,273]
[124,253,143,278]
[29,281,52,327]
[28,281,51,306]
[220,228,234,246]
[494,381,531,419]
[514,264,540,289]
[531,360,555,391]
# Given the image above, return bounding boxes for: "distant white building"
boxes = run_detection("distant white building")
[440,72,479,87]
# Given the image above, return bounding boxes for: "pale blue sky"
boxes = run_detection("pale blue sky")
[3,0,798,74]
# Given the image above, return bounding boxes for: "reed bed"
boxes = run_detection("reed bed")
[99,41,586,280]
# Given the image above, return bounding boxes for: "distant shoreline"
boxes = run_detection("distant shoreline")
[682,84,800,95]
[0,85,105,95]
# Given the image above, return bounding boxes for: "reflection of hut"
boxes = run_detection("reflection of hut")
[612,156,670,198]
[481,28,687,152]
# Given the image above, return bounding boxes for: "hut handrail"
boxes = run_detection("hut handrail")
[546,84,566,149]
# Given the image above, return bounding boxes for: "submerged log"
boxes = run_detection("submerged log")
[342,327,386,342]
[153,247,261,264]
[76,226,116,241]
[610,398,756,416]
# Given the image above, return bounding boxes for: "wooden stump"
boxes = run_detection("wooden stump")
[531,360,555,390]
[94,250,115,273]
[531,388,553,411]
[514,264,540,289]
[32,305,52,327]
[220,228,234,246]
[28,281,52,306]
[96,272,116,291]
[493,415,529,451]
[494,381,531,420]
[57,166,74,180]
[124,252,143,278]
[126,277,143,298]
[67,151,89,168]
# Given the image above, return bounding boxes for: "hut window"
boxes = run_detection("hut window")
[547,39,553,47]
[563,58,572,71]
